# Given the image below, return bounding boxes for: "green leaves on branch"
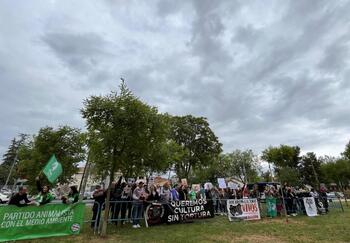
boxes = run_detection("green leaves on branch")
[82,82,171,179]
[17,126,85,188]
[169,115,222,181]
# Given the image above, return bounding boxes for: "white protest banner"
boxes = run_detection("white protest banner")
[217,178,227,189]
[228,182,238,190]
[204,182,213,190]
[192,184,200,192]
[303,197,318,217]
[227,198,260,221]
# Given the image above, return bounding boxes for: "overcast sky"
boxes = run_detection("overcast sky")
[1,0,350,161]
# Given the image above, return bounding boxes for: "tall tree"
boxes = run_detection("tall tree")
[320,159,350,187]
[169,115,222,181]
[342,141,350,161]
[261,145,301,184]
[82,81,170,236]
[17,126,85,188]
[221,149,260,183]
[299,152,321,187]
[0,134,28,185]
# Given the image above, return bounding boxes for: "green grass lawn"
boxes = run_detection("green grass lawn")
[24,207,350,243]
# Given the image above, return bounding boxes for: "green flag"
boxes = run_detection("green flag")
[43,155,62,183]
[266,196,277,217]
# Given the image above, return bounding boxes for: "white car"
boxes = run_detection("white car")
[326,192,345,199]
[0,192,10,204]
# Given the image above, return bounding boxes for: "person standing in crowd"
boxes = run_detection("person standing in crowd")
[250,184,260,200]
[35,176,54,205]
[147,184,160,201]
[242,184,250,198]
[91,185,106,229]
[159,182,172,203]
[227,188,235,199]
[62,186,79,204]
[171,184,180,201]
[319,185,329,213]
[132,181,147,228]
[310,188,320,207]
[189,188,196,201]
[178,184,188,200]
[111,176,124,226]
[236,188,243,199]
[210,187,219,214]
[218,188,227,215]
[8,186,32,207]
[120,182,132,224]
[285,187,297,216]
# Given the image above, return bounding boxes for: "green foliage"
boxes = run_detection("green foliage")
[17,126,85,188]
[320,159,350,186]
[261,145,301,168]
[220,149,260,183]
[278,167,301,186]
[169,115,222,181]
[299,152,321,187]
[82,81,171,179]
[261,145,301,184]
[190,156,226,183]
[0,134,28,185]
[342,140,350,160]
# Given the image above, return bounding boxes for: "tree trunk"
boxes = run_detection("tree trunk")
[101,161,116,237]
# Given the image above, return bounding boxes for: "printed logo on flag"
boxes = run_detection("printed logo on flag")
[43,155,63,183]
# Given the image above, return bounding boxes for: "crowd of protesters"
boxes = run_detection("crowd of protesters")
[7,175,79,207]
[5,174,335,229]
[89,177,336,228]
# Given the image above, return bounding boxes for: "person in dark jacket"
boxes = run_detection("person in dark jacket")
[178,185,188,200]
[8,186,32,207]
[91,185,106,228]
[111,176,125,225]
[147,185,160,201]
[319,186,329,213]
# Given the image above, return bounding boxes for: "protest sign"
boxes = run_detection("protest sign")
[43,155,62,183]
[204,182,213,190]
[217,178,227,189]
[227,199,260,221]
[192,184,200,192]
[228,182,238,190]
[266,197,277,217]
[0,203,85,242]
[303,197,318,217]
[146,199,214,226]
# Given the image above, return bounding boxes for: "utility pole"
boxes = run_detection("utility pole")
[79,153,91,201]
[310,159,320,189]
[3,150,18,190]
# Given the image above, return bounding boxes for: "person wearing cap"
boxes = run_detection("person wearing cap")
[132,180,147,228]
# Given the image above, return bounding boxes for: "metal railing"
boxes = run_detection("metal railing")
[0,196,345,235]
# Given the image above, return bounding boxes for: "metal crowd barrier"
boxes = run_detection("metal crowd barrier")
[0,195,346,235]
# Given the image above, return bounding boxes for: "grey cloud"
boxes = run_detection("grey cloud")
[42,32,111,74]
[318,35,350,73]
[1,0,350,161]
